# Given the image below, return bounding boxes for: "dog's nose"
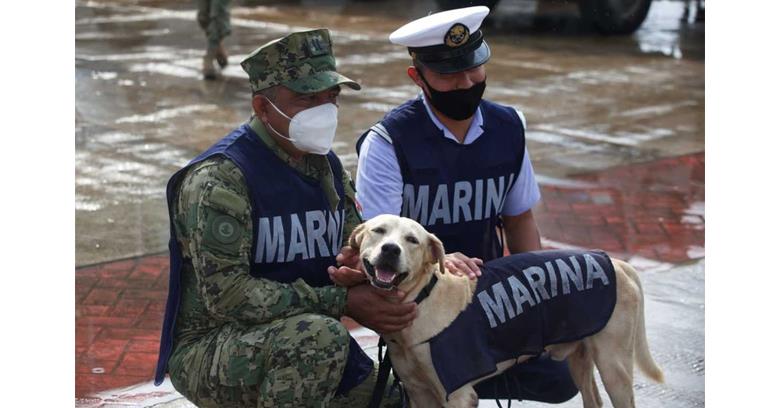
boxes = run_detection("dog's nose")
[381,243,401,257]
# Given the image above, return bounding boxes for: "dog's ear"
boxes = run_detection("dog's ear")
[348,223,367,251]
[427,232,446,274]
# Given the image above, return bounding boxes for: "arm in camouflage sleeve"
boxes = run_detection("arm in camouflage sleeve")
[174,157,348,324]
[340,167,363,244]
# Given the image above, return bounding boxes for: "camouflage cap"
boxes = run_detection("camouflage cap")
[241,29,361,93]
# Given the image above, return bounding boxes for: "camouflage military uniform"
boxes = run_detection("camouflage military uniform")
[197,0,231,49]
[166,117,402,407]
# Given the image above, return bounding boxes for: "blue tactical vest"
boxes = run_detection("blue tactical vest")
[154,124,373,394]
[428,249,617,399]
[356,98,526,260]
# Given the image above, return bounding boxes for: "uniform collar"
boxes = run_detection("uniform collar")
[420,93,484,145]
[248,116,293,164]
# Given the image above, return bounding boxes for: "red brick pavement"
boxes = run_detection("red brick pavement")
[75,153,704,397]
[535,153,704,263]
[76,255,169,397]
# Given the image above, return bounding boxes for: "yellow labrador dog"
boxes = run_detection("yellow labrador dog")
[349,214,663,408]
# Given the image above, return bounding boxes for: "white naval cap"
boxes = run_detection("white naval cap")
[388,6,491,73]
[389,6,489,47]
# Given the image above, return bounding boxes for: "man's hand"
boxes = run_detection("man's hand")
[330,246,366,286]
[328,265,367,287]
[345,284,417,334]
[444,252,483,279]
[336,245,361,270]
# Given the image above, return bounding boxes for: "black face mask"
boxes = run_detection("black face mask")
[418,69,486,121]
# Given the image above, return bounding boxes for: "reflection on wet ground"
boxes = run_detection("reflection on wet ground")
[75,0,704,405]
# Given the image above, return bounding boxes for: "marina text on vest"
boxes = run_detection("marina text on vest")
[478,253,611,328]
[255,209,346,263]
[402,174,515,226]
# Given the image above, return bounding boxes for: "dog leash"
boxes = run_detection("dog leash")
[493,359,516,408]
[368,337,409,408]
[494,356,522,408]
[368,337,394,408]
[493,353,551,408]
[368,274,440,408]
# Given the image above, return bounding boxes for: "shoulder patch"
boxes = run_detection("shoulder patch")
[211,214,242,244]
[206,185,249,219]
[201,208,246,256]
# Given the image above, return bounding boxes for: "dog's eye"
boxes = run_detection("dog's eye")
[405,235,419,244]
[372,227,386,234]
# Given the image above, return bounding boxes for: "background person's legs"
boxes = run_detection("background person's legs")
[196,0,211,34]
[197,0,231,79]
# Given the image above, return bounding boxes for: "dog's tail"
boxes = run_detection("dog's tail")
[616,259,665,384]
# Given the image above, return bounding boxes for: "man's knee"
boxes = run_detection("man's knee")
[517,357,578,403]
[261,314,351,405]
[535,357,578,402]
[475,356,578,403]
[277,314,348,348]
[265,314,349,375]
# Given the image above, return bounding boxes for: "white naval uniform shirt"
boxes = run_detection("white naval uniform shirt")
[355,94,541,220]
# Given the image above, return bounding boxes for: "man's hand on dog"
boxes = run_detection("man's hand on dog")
[336,246,361,270]
[444,252,483,279]
[345,284,418,334]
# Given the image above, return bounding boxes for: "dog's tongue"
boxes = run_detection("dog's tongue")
[375,267,397,283]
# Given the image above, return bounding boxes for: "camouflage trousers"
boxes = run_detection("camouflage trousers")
[168,313,402,408]
[197,0,231,49]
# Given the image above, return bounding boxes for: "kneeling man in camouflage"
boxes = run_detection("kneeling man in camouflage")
[154,29,413,407]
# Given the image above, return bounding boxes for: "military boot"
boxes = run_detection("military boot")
[214,43,228,69]
[202,48,218,80]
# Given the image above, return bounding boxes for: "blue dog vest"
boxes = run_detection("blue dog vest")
[429,249,617,398]
[155,124,373,394]
[356,98,526,260]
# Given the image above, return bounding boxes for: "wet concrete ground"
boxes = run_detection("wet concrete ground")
[76,0,703,266]
[75,0,704,405]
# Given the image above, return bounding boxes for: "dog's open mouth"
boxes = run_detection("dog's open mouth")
[363,258,409,290]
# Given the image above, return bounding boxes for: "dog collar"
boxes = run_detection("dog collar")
[414,274,439,304]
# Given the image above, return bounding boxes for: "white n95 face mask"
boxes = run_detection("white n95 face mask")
[265,99,338,155]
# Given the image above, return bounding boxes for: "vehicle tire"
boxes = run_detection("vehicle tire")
[579,0,652,34]
[435,0,501,12]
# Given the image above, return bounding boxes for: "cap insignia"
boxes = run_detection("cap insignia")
[444,23,470,48]
[306,33,330,57]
